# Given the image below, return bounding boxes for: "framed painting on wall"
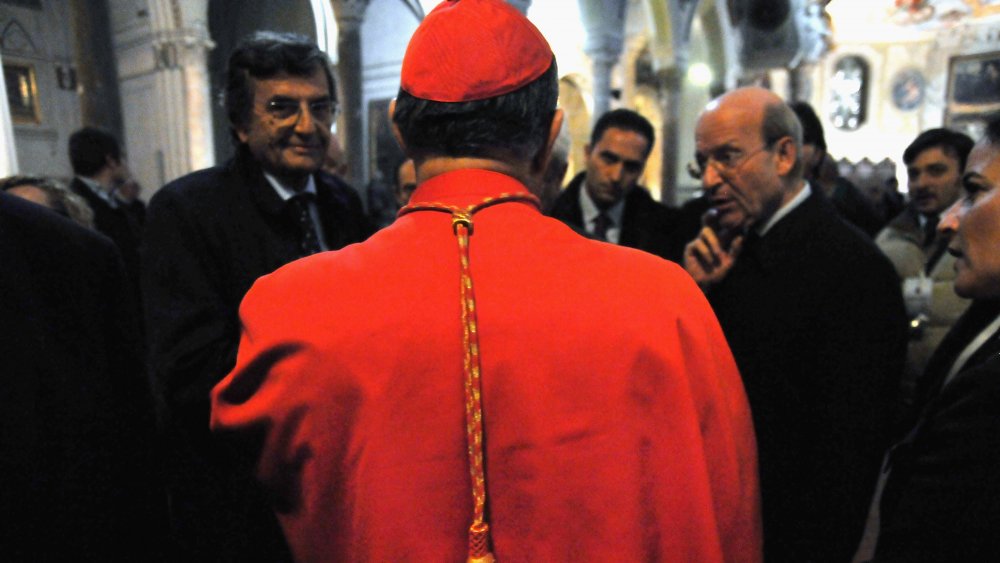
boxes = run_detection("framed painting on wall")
[3,62,41,124]
[945,51,1000,137]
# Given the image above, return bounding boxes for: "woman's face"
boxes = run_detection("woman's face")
[940,138,1000,299]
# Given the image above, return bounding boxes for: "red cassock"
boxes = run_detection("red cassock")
[211,169,762,562]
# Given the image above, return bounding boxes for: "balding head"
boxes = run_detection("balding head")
[693,87,804,232]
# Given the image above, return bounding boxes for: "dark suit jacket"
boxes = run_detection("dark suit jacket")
[547,172,683,261]
[707,190,908,562]
[142,146,373,560]
[0,193,161,560]
[875,300,1000,562]
[70,177,144,288]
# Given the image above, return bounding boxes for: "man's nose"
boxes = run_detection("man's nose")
[609,162,625,183]
[293,102,316,133]
[938,198,963,236]
[702,162,724,191]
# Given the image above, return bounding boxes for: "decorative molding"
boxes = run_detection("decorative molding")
[0,17,36,54]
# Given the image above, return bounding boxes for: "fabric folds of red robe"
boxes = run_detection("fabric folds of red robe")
[211,169,762,562]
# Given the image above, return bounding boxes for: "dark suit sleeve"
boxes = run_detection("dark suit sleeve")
[874,357,1000,562]
[97,233,168,554]
[809,254,908,560]
[142,188,238,437]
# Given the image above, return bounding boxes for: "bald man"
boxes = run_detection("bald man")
[683,87,907,562]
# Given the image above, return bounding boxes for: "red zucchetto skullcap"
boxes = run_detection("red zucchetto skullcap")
[400,0,553,102]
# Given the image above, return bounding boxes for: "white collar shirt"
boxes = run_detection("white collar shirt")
[579,184,626,244]
[263,172,329,251]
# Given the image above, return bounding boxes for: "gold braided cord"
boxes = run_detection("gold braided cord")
[398,191,540,562]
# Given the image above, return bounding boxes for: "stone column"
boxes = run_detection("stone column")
[656,0,700,206]
[788,64,814,102]
[579,0,626,122]
[657,67,684,206]
[0,50,17,175]
[71,0,124,139]
[330,0,370,203]
[505,0,532,15]
[112,0,215,190]
[148,29,215,182]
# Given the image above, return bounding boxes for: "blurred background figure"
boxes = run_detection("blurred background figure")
[323,132,349,178]
[68,127,144,289]
[394,157,416,207]
[790,100,883,237]
[548,108,682,261]
[117,176,147,226]
[538,118,570,211]
[0,174,94,229]
[875,128,975,414]
[861,112,1000,563]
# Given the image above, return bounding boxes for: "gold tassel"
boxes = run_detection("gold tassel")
[467,522,495,563]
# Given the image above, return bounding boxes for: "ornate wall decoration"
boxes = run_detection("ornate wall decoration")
[828,55,868,130]
[891,68,926,110]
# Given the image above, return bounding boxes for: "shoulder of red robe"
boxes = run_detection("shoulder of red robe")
[400,0,553,103]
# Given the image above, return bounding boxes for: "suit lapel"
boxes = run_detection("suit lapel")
[549,174,585,229]
[917,300,1000,409]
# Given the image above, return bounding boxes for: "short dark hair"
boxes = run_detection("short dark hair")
[224,31,337,137]
[902,128,974,171]
[392,58,558,162]
[589,109,655,156]
[68,127,121,176]
[789,101,826,151]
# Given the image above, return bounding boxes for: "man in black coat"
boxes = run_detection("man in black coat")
[547,108,682,261]
[0,192,162,560]
[142,32,373,561]
[68,127,143,287]
[867,112,1000,562]
[683,87,907,562]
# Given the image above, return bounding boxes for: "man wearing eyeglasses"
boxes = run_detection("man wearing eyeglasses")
[142,31,372,561]
[683,87,907,562]
[547,108,682,261]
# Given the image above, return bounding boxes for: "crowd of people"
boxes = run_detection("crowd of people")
[4,0,1000,561]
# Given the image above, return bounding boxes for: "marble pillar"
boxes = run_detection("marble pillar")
[657,0,700,206]
[330,0,369,204]
[0,50,17,175]
[505,0,532,15]
[71,0,124,139]
[112,0,215,189]
[579,0,626,122]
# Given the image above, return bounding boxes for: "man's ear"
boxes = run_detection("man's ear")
[532,108,564,173]
[388,99,408,155]
[774,136,797,176]
[234,124,249,145]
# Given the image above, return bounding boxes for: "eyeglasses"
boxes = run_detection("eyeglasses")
[265,98,338,123]
[687,143,774,180]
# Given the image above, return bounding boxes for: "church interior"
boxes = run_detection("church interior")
[0,0,998,211]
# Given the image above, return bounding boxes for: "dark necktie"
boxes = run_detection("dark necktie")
[593,211,612,241]
[290,192,322,256]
